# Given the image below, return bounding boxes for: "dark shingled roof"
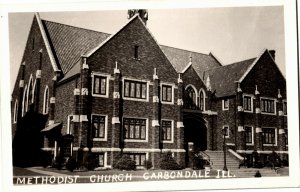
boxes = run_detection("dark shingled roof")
[160,45,222,78]
[204,58,256,97]
[42,20,110,74]
[41,19,223,83]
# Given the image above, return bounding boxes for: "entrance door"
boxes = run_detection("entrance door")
[183,114,207,152]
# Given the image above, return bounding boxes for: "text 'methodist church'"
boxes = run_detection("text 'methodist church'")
[11,10,288,169]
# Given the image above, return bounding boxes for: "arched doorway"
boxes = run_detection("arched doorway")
[183,113,207,166]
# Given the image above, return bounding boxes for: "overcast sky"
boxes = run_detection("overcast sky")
[9,6,285,90]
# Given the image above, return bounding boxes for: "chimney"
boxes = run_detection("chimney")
[269,50,276,60]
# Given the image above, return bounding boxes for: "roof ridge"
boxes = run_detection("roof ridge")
[42,19,111,36]
[204,57,256,72]
[160,44,210,56]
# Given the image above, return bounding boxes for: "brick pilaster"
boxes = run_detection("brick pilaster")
[111,61,121,165]
[73,86,80,147]
[176,73,184,164]
[254,85,262,151]
[152,68,160,167]
[33,50,43,112]
[236,82,245,151]
[277,89,286,154]
[79,57,90,149]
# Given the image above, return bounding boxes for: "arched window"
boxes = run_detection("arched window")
[199,90,205,111]
[22,85,27,116]
[32,79,37,104]
[13,100,18,123]
[43,86,49,114]
[26,75,33,112]
[184,85,198,110]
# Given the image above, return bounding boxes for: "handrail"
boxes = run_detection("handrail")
[228,149,244,161]
[200,151,213,166]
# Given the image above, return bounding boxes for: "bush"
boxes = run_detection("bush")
[83,152,98,171]
[159,151,182,170]
[143,159,152,170]
[52,156,64,170]
[66,157,77,172]
[115,155,136,170]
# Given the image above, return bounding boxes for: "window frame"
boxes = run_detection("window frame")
[243,94,253,113]
[262,127,277,146]
[43,85,49,115]
[123,117,148,142]
[122,78,149,102]
[244,126,254,145]
[260,97,276,115]
[161,119,174,143]
[222,98,229,111]
[91,114,108,141]
[22,85,27,117]
[184,84,198,109]
[160,83,175,104]
[91,73,110,98]
[124,152,148,168]
[26,74,33,112]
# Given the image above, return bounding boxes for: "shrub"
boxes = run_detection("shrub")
[66,157,77,172]
[143,159,152,170]
[115,155,136,170]
[83,152,98,171]
[254,171,262,177]
[52,156,65,170]
[159,151,182,170]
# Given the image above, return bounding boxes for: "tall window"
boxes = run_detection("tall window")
[32,80,37,104]
[26,76,33,112]
[162,120,172,141]
[67,115,73,134]
[262,128,276,145]
[43,86,49,114]
[261,98,275,114]
[13,100,18,123]
[161,85,172,103]
[126,153,146,166]
[184,86,197,109]
[245,126,253,144]
[124,118,146,140]
[285,129,288,145]
[283,101,287,115]
[92,115,106,139]
[124,80,147,100]
[93,75,107,96]
[22,85,27,116]
[199,90,205,111]
[243,96,252,112]
[222,99,229,110]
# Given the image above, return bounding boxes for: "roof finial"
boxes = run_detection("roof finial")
[153,68,158,80]
[255,85,260,95]
[278,89,282,98]
[206,75,211,91]
[114,61,120,74]
[189,55,192,64]
[127,9,148,25]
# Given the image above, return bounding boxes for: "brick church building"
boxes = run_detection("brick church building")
[11,10,288,168]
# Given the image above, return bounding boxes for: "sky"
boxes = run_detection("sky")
[8,6,285,90]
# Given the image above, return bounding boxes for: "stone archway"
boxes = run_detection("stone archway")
[183,113,207,152]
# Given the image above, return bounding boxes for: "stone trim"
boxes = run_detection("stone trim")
[237,106,243,112]
[177,99,183,106]
[90,147,186,153]
[153,96,159,103]
[255,108,261,114]
[74,88,80,95]
[113,92,120,99]
[278,129,285,134]
[81,88,88,95]
[82,63,89,69]
[255,127,262,133]
[19,80,24,88]
[72,115,79,122]
[80,115,88,122]
[151,120,160,127]
[176,121,184,128]
[112,117,120,124]
[50,97,56,104]
[48,120,54,125]
[237,126,244,132]
[36,70,41,78]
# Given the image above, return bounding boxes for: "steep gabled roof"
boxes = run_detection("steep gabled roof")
[42,19,110,74]
[160,45,222,79]
[204,58,256,97]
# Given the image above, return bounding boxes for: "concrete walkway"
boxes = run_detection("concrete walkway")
[26,167,70,176]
